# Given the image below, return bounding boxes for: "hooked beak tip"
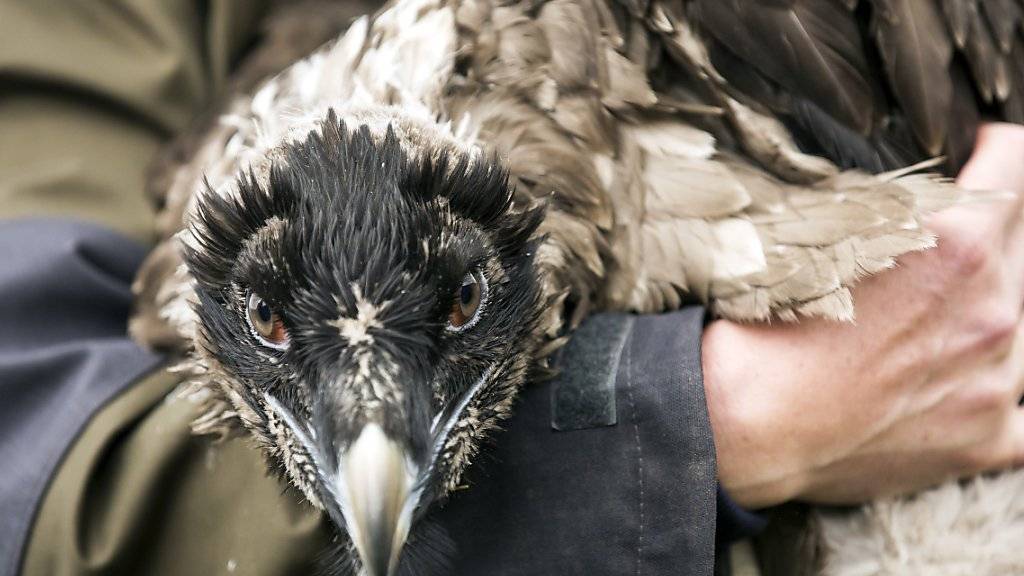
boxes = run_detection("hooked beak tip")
[336,423,418,576]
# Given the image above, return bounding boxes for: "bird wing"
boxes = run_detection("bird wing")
[610,0,1022,320]
[133,0,1016,352]
[448,0,985,324]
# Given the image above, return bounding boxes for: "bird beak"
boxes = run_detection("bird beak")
[262,365,497,574]
[337,423,419,576]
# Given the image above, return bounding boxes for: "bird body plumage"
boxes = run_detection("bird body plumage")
[130,0,1024,574]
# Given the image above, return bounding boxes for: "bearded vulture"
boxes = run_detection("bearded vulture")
[129,0,1024,574]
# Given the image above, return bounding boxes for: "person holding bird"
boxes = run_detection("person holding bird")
[2,2,1024,576]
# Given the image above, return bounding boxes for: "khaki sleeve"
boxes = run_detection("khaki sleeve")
[21,368,331,576]
[4,2,334,574]
[0,0,266,243]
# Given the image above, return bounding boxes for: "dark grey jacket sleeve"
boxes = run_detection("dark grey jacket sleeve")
[438,310,718,575]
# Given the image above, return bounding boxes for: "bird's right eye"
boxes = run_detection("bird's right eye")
[246,292,290,350]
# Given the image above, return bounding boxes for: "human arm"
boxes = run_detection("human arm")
[705,122,1024,509]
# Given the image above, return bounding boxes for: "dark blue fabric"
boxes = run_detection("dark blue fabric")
[440,309,718,575]
[0,219,163,576]
[717,486,768,547]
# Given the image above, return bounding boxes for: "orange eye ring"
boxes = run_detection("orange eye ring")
[447,271,486,331]
[246,292,290,349]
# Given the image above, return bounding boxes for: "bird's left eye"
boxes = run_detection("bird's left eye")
[246,292,290,350]
[447,271,487,331]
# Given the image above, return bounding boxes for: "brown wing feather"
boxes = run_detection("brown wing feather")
[690,0,880,136]
[979,0,1023,51]
[1007,35,1024,122]
[941,0,974,47]
[680,0,1023,174]
[869,0,1023,156]
[869,0,953,155]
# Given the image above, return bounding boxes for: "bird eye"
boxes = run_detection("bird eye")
[246,292,290,350]
[447,271,486,331]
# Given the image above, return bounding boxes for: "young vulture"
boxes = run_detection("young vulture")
[131,0,1024,574]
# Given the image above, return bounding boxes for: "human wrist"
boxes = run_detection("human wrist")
[701,319,809,509]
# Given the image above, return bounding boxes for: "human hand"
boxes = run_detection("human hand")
[703,123,1024,509]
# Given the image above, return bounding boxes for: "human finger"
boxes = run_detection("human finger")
[957,123,1024,194]
[953,122,1024,262]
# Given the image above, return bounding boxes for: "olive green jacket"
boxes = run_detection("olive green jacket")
[2,3,334,575]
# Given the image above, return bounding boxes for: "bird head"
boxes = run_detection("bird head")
[184,113,546,575]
